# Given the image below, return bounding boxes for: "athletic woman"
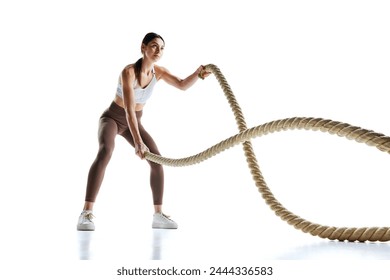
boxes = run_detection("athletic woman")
[77,32,210,231]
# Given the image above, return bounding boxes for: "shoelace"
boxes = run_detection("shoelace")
[83,212,95,222]
[160,213,172,220]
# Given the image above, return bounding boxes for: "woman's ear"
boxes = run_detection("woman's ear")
[141,43,146,54]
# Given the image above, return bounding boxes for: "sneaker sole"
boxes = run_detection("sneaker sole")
[152,224,178,229]
[77,226,95,231]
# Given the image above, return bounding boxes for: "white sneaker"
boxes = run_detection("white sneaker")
[77,210,95,231]
[152,212,178,229]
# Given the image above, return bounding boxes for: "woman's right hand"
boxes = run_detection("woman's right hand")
[135,142,149,159]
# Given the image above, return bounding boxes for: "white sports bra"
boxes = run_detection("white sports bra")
[116,67,157,104]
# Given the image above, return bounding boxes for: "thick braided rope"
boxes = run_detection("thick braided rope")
[145,64,390,242]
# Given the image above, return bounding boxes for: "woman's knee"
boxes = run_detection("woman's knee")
[96,144,114,163]
[148,161,163,173]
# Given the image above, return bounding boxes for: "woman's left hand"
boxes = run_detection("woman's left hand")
[198,65,211,80]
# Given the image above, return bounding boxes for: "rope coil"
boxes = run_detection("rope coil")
[145,64,390,242]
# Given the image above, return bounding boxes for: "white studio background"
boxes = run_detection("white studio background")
[1,0,390,278]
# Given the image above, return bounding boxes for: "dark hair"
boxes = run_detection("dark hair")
[134,33,165,82]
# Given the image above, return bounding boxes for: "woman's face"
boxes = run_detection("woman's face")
[142,38,165,62]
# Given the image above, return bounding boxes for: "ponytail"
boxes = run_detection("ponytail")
[134,57,143,82]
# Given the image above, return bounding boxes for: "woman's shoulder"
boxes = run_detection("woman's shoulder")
[153,64,167,72]
[121,63,136,78]
[122,63,136,72]
[153,64,169,79]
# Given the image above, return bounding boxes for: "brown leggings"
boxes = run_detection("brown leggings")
[84,101,164,205]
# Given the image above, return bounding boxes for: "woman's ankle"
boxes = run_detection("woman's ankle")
[83,201,94,211]
[154,205,162,213]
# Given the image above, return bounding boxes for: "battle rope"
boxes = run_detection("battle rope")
[145,64,390,242]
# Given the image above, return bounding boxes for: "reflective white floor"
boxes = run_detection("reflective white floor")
[2,213,390,279]
[5,208,390,264]
[75,227,390,261]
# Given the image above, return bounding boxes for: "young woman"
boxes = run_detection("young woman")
[77,32,210,231]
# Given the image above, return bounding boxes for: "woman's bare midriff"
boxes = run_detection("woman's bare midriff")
[114,95,145,111]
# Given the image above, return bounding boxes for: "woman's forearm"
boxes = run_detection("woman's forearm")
[125,108,143,145]
[179,68,202,90]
